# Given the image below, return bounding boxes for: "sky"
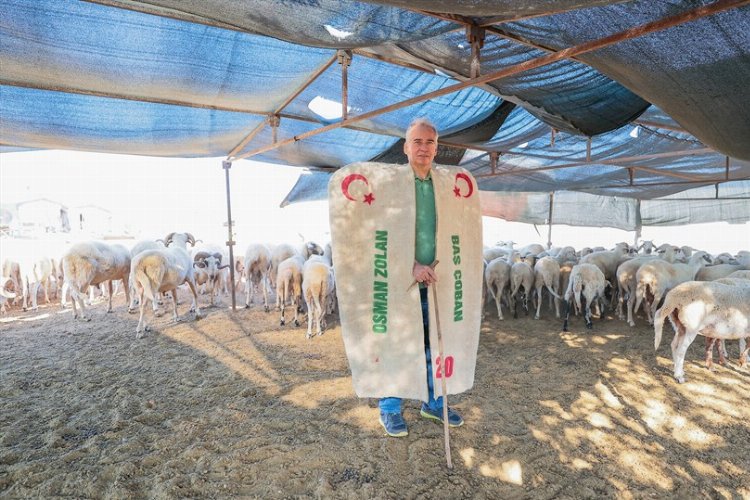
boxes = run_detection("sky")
[1,149,748,255]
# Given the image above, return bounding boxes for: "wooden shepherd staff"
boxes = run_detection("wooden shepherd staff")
[430,281,453,469]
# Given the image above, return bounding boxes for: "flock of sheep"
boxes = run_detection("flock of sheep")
[0,233,335,340]
[482,240,750,382]
[2,236,749,384]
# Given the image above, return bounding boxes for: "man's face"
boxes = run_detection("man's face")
[404,124,438,170]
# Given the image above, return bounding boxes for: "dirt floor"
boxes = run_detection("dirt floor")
[1,288,749,499]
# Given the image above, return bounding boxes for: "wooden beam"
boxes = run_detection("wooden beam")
[0,78,268,115]
[592,176,749,190]
[231,0,749,162]
[226,54,338,158]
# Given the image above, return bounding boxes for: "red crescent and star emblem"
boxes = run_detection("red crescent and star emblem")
[453,172,474,198]
[341,173,375,205]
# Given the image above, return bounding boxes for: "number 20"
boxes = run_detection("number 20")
[435,356,454,378]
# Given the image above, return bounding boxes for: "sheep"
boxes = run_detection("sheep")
[616,246,683,327]
[244,243,272,311]
[726,270,750,280]
[533,256,563,319]
[562,263,609,331]
[24,257,55,311]
[703,276,750,369]
[517,243,545,257]
[1,259,23,309]
[302,256,336,338]
[638,240,656,255]
[270,241,323,310]
[193,252,229,307]
[61,242,132,321]
[694,250,750,281]
[0,276,16,315]
[276,254,305,327]
[483,246,510,263]
[653,280,750,383]
[484,257,511,320]
[634,251,712,325]
[130,232,202,337]
[128,239,166,311]
[509,258,534,318]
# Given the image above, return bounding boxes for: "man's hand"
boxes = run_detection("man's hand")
[413,261,438,286]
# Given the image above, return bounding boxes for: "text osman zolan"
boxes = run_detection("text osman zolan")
[372,230,388,333]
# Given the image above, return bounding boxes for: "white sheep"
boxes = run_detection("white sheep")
[579,242,631,310]
[61,242,132,320]
[244,243,272,311]
[616,246,682,327]
[562,263,609,331]
[694,251,750,281]
[0,276,16,315]
[269,242,322,304]
[193,252,228,307]
[654,280,750,383]
[484,257,511,320]
[127,239,167,311]
[276,254,305,327]
[302,255,336,338]
[509,258,534,318]
[130,232,202,336]
[634,251,712,325]
[533,256,562,319]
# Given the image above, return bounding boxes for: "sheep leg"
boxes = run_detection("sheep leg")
[534,285,543,320]
[717,339,727,366]
[262,274,270,312]
[71,286,90,321]
[562,299,571,332]
[244,273,253,308]
[185,279,202,319]
[739,338,748,367]
[43,277,51,304]
[170,289,179,322]
[672,328,698,384]
[626,291,637,327]
[106,280,114,313]
[704,337,716,370]
[31,281,40,311]
[135,287,149,337]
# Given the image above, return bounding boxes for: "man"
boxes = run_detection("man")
[377,118,464,437]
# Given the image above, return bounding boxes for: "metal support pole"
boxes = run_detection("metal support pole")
[634,199,642,247]
[466,25,485,78]
[725,156,730,179]
[547,192,554,249]
[489,151,499,175]
[222,160,237,311]
[586,137,592,162]
[269,114,280,143]
[550,128,556,147]
[338,50,352,120]
[628,167,634,186]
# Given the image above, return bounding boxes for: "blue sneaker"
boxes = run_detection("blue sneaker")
[379,411,408,437]
[420,404,464,427]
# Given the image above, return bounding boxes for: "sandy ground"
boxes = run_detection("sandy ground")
[1,287,749,499]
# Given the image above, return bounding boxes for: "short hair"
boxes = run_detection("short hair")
[405,118,439,141]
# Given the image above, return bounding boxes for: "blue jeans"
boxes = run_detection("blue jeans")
[379,287,443,414]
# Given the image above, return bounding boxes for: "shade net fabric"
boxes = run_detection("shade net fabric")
[1,0,749,227]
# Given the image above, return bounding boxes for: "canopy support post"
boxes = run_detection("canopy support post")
[222,160,237,311]
[634,199,642,248]
[338,50,352,120]
[725,156,730,179]
[269,114,280,143]
[628,167,634,185]
[490,151,499,175]
[550,127,556,147]
[586,137,592,162]
[467,25,485,78]
[547,191,554,249]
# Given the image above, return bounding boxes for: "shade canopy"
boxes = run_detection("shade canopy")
[1,0,749,227]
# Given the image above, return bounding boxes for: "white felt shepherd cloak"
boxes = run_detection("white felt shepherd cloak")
[329,162,482,401]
